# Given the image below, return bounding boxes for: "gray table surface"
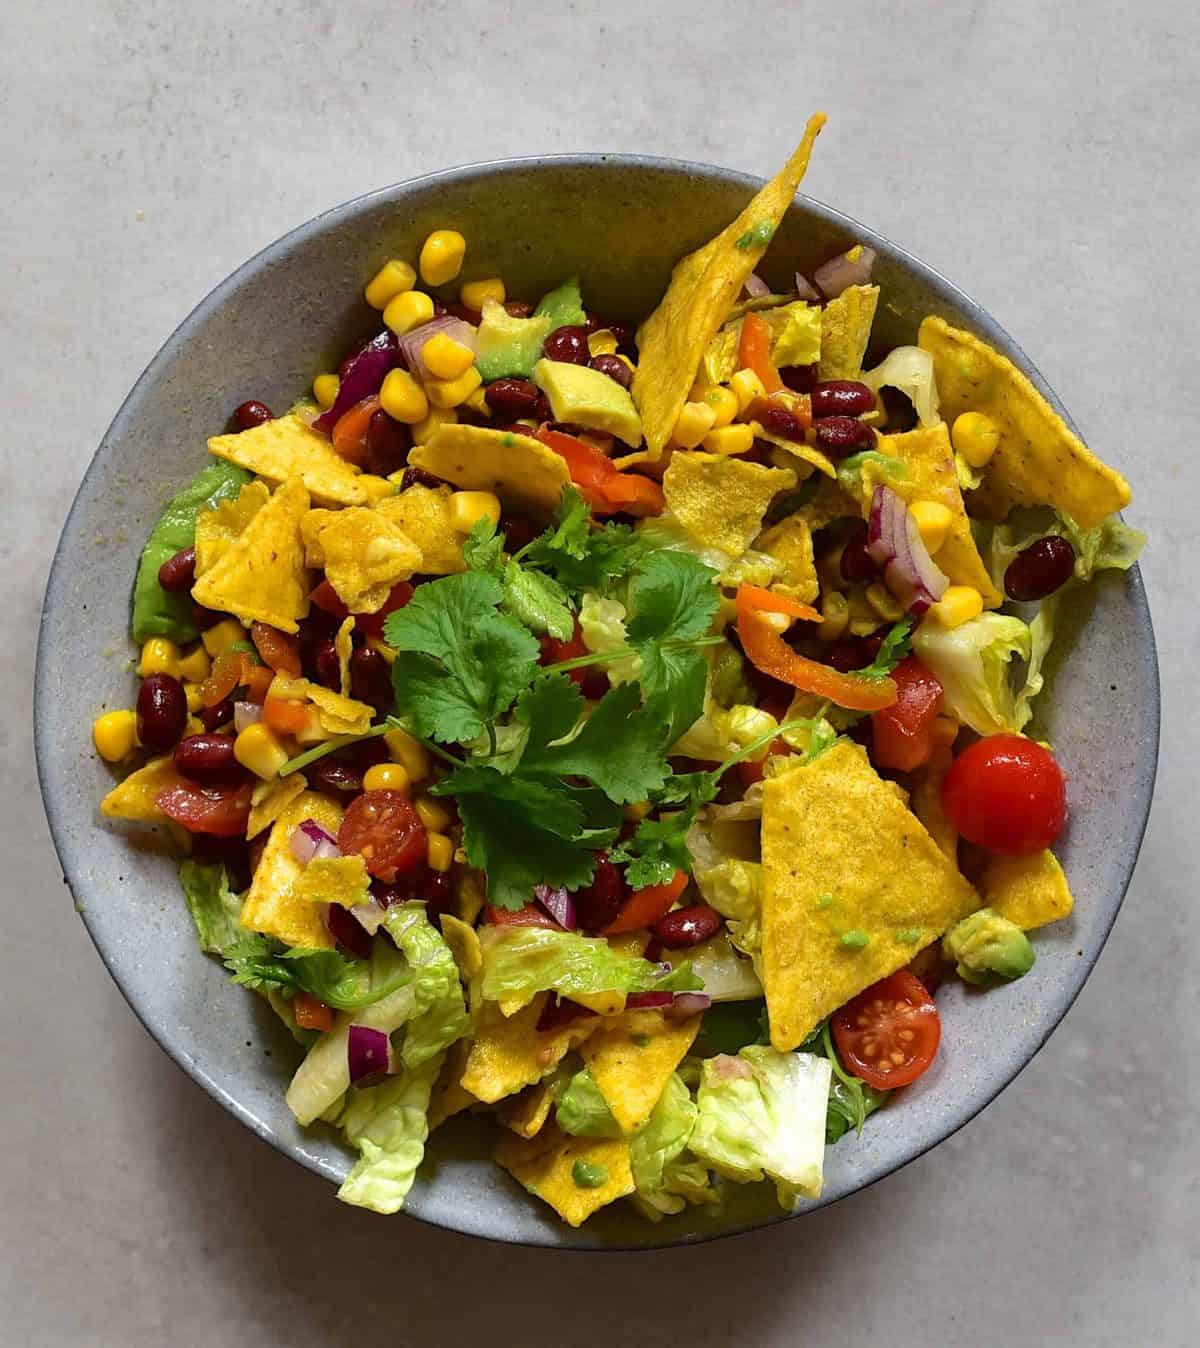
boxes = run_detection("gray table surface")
[5,1,1197,1343]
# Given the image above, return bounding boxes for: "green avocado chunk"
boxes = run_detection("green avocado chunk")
[532,358,643,447]
[534,277,586,331]
[474,300,553,381]
[130,461,252,643]
[942,908,1036,984]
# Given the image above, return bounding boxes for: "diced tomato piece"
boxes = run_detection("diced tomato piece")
[240,663,275,705]
[157,780,253,837]
[539,623,608,700]
[309,579,350,619]
[870,656,944,773]
[331,395,381,466]
[338,790,427,883]
[293,992,334,1032]
[250,622,302,677]
[536,426,664,517]
[603,869,689,935]
[199,651,249,709]
[354,581,414,639]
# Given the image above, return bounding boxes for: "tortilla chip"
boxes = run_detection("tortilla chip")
[357,474,396,504]
[303,682,373,736]
[191,478,310,633]
[332,616,355,698]
[100,755,181,823]
[461,995,599,1104]
[314,508,422,614]
[496,1126,634,1228]
[239,791,342,949]
[207,413,370,507]
[980,849,1074,931]
[918,317,1131,528]
[580,1009,700,1134]
[751,427,836,480]
[862,424,1002,606]
[409,425,569,515]
[757,514,818,604]
[455,868,487,926]
[632,114,827,458]
[428,1038,477,1132]
[910,743,957,863]
[440,914,483,982]
[818,284,879,380]
[796,475,860,532]
[247,772,308,840]
[499,1080,558,1139]
[375,484,466,575]
[299,508,334,568]
[291,854,370,908]
[664,452,796,557]
[760,740,979,1049]
[194,480,271,577]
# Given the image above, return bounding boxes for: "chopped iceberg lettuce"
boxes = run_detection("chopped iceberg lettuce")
[913,612,1034,737]
[178,860,244,955]
[861,346,940,427]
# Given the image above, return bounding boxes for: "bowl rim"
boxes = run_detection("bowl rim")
[35,152,1160,1250]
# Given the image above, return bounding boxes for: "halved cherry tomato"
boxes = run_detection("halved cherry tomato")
[241,662,275,704]
[338,790,427,882]
[539,623,608,700]
[603,869,689,935]
[942,733,1067,854]
[484,903,560,928]
[354,581,414,639]
[870,656,944,773]
[293,992,334,1033]
[198,651,251,709]
[536,426,664,517]
[735,584,822,623]
[157,780,253,837]
[831,970,940,1090]
[309,579,350,620]
[331,395,381,466]
[738,312,784,395]
[735,740,792,788]
[250,621,302,676]
[262,697,312,735]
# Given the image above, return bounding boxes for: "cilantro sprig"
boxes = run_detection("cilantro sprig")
[858,617,914,681]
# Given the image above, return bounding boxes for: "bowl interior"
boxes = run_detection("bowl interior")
[36,156,1158,1249]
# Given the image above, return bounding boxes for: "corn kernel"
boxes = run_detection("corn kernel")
[419,229,466,286]
[426,833,454,873]
[383,289,435,337]
[365,259,417,310]
[587,328,619,358]
[909,500,953,556]
[363,762,411,794]
[415,795,452,833]
[448,490,501,534]
[421,332,475,381]
[384,728,431,782]
[201,618,245,657]
[672,401,717,449]
[702,423,755,456]
[929,585,985,629]
[312,372,340,411]
[730,367,767,416]
[93,709,137,762]
[379,368,430,425]
[233,723,289,780]
[426,365,482,410]
[185,683,204,713]
[139,637,181,679]
[177,645,211,683]
[817,590,849,642]
[951,411,1000,468]
[460,277,504,310]
[866,581,905,622]
[462,385,490,417]
[706,385,739,428]
[623,801,652,823]
[409,407,458,446]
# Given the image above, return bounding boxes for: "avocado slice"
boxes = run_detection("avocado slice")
[532,358,643,447]
[475,300,553,380]
[534,277,586,330]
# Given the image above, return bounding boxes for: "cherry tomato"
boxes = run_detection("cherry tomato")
[539,622,608,700]
[309,579,351,620]
[156,780,253,837]
[338,790,427,882]
[293,992,333,1033]
[354,581,414,639]
[831,970,940,1090]
[250,622,302,676]
[941,733,1066,854]
[603,869,689,935]
[870,657,944,773]
[331,395,381,466]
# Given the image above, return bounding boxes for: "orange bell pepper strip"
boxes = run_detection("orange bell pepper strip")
[293,993,334,1033]
[262,696,312,736]
[603,869,689,935]
[735,584,822,623]
[735,586,898,712]
[738,312,784,395]
[241,662,276,705]
[536,426,664,517]
[331,395,381,466]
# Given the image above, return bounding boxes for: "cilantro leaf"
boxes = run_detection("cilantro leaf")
[610,809,696,889]
[625,550,720,649]
[462,515,505,575]
[640,647,709,748]
[858,617,914,681]
[513,673,587,754]
[223,938,411,1010]
[521,487,645,596]
[502,562,574,640]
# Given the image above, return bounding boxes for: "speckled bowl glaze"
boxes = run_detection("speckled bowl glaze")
[35,157,1159,1248]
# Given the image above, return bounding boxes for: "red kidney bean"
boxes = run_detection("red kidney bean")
[814,415,876,457]
[399,465,448,491]
[839,519,879,584]
[312,639,341,690]
[826,629,886,673]
[757,403,805,442]
[448,301,481,325]
[499,513,542,553]
[157,546,196,593]
[780,364,818,394]
[588,354,633,389]
[533,393,552,422]
[574,854,628,933]
[504,299,533,318]
[350,644,393,713]
[607,321,635,353]
[174,733,244,784]
[137,673,187,753]
[1005,535,1076,602]
[231,400,273,431]
[372,867,453,927]
[483,377,541,421]
[364,409,411,477]
[307,754,365,797]
[199,696,235,733]
[652,904,723,949]
[543,325,589,364]
[812,380,875,418]
[192,603,223,632]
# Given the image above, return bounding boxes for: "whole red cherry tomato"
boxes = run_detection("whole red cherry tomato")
[941,733,1066,854]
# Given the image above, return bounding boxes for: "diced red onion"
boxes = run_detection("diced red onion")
[793,271,822,303]
[625,991,674,1011]
[294,404,321,428]
[396,316,478,382]
[534,884,576,930]
[743,272,771,298]
[290,818,342,865]
[867,485,949,615]
[326,902,374,959]
[233,701,261,734]
[814,245,876,299]
[314,330,400,432]
[350,902,385,936]
[535,995,597,1033]
[665,992,712,1021]
[347,1024,392,1087]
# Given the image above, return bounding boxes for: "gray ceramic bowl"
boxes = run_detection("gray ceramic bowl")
[36,156,1159,1249]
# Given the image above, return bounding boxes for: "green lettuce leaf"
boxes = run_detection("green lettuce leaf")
[556,1069,624,1138]
[630,1073,698,1193]
[178,860,243,955]
[912,612,1034,736]
[384,902,470,1070]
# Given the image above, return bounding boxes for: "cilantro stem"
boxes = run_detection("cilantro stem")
[710,709,832,782]
[277,716,460,777]
[543,635,724,677]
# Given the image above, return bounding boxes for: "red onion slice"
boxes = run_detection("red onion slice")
[533,884,576,930]
[233,700,262,734]
[793,271,822,303]
[867,485,949,615]
[743,272,771,298]
[814,245,877,299]
[535,995,598,1033]
[347,1024,392,1087]
[625,991,674,1011]
[314,330,399,432]
[326,902,374,959]
[290,818,341,865]
[397,316,478,382]
[665,992,712,1021]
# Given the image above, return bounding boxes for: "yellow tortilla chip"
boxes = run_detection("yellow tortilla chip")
[918,316,1131,528]
[409,425,569,515]
[760,740,979,1049]
[818,284,879,380]
[496,1126,634,1228]
[315,508,422,614]
[751,426,836,480]
[239,791,342,949]
[207,413,370,507]
[455,868,486,926]
[462,995,598,1104]
[100,755,180,823]
[863,424,1002,606]
[428,1038,477,1132]
[499,1080,558,1139]
[194,480,271,577]
[580,1009,700,1134]
[304,682,373,735]
[375,484,466,575]
[357,474,396,504]
[247,772,308,840]
[796,475,860,532]
[334,617,355,698]
[299,508,334,568]
[664,452,796,558]
[440,914,483,982]
[980,849,1074,930]
[910,743,958,863]
[191,478,310,633]
[632,113,827,459]
[291,854,370,908]
[757,514,818,604]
